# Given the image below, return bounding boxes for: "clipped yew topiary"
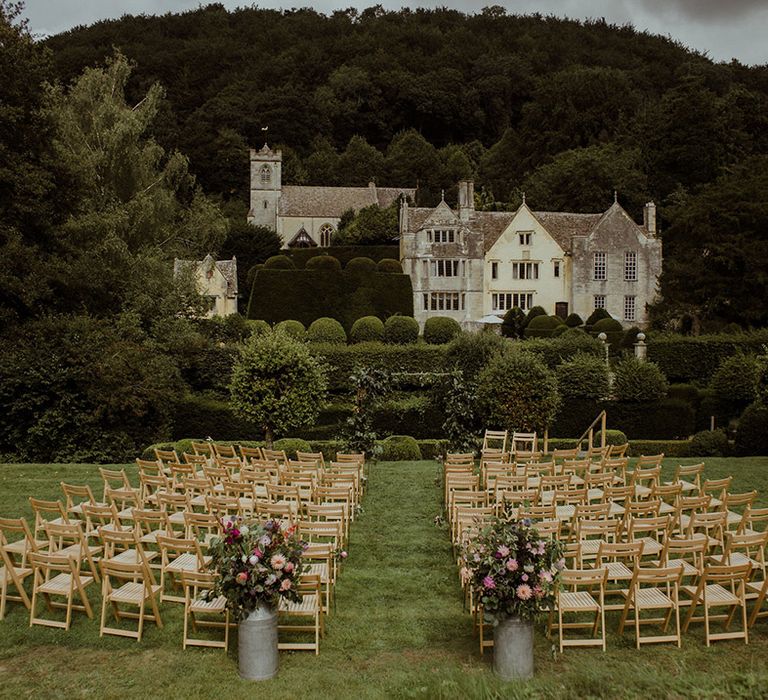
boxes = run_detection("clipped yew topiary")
[523,306,547,328]
[735,401,768,455]
[274,319,306,340]
[307,317,347,344]
[377,258,403,273]
[272,437,313,458]
[305,255,342,272]
[565,313,583,328]
[556,352,610,400]
[592,317,624,346]
[613,357,669,402]
[246,319,271,336]
[380,434,422,461]
[501,306,526,338]
[383,315,419,345]
[524,314,565,338]
[346,256,377,274]
[350,315,385,343]
[585,308,611,327]
[423,316,462,344]
[264,254,296,270]
[689,429,729,457]
[594,429,628,446]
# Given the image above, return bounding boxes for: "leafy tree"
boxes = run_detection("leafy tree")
[612,358,668,402]
[336,135,384,186]
[304,136,340,185]
[438,370,480,453]
[341,366,389,455]
[335,202,399,245]
[445,330,505,382]
[384,129,439,201]
[555,353,609,400]
[230,329,328,447]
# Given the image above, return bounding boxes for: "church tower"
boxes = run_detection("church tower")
[248,144,282,230]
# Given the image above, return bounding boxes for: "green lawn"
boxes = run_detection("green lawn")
[1,458,768,699]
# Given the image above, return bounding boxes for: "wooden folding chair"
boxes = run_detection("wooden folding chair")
[239,445,263,465]
[154,447,179,468]
[682,563,751,645]
[44,521,101,582]
[618,566,682,648]
[181,570,229,650]
[0,517,36,619]
[28,497,69,540]
[669,462,705,495]
[192,441,214,458]
[482,429,508,453]
[60,483,104,520]
[278,574,324,655]
[28,551,94,630]
[156,534,211,603]
[655,536,707,594]
[99,467,139,504]
[703,477,732,508]
[550,568,607,652]
[595,540,644,610]
[213,443,237,459]
[100,558,163,641]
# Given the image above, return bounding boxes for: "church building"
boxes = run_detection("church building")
[247,143,416,248]
[400,181,662,329]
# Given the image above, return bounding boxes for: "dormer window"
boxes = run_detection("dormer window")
[260,164,272,184]
[427,229,456,243]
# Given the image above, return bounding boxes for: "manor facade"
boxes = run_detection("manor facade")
[399,181,662,329]
[247,144,415,248]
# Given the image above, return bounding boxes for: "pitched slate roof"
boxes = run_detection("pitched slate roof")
[174,256,238,297]
[530,211,605,251]
[278,185,416,218]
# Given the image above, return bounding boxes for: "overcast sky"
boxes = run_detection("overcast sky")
[21,0,768,65]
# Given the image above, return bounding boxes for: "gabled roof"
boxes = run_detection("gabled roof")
[279,185,415,218]
[174,256,238,297]
[530,211,605,251]
[287,227,317,248]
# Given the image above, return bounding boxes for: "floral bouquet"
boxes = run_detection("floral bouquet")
[460,518,564,622]
[206,518,307,620]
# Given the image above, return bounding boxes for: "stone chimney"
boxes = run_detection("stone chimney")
[399,195,409,234]
[458,180,475,221]
[643,201,657,235]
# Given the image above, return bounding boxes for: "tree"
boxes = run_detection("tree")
[336,135,384,186]
[384,129,438,202]
[335,202,399,245]
[230,329,328,447]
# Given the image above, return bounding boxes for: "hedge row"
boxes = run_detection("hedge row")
[246,269,413,331]
[647,331,768,383]
[285,245,399,269]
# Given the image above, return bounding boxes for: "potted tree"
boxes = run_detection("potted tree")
[206,518,306,680]
[461,518,564,680]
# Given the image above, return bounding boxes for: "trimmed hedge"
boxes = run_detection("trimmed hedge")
[286,245,400,269]
[594,429,628,446]
[524,314,565,338]
[689,429,730,457]
[307,317,346,344]
[625,440,692,457]
[377,258,403,273]
[305,255,342,272]
[171,396,262,441]
[592,317,623,347]
[383,315,419,345]
[272,438,313,458]
[264,255,295,270]
[423,316,461,344]
[346,256,377,273]
[380,435,422,461]
[274,319,306,340]
[735,401,768,455]
[565,313,583,328]
[350,316,385,343]
[247,269,413,331]
[520,332,603,368]
[608,398,695,440]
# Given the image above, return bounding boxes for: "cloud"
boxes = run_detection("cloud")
[637,0,768,21]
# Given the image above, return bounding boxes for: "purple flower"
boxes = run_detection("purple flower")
[482,576,496,590]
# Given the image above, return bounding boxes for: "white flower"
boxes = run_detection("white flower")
[248,555,258,566]
[240,525,250,536]
[241,555,248,563]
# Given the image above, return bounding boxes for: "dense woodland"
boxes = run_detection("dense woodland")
[2,2,768,460]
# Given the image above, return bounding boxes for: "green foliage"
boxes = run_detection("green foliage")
[336,203,399,245]
[523,306,547,328]
[285,245,399,269]
[272,438,313,458]
[247,319,271,336]
[380,435,422,461]
[477,351,561,433]
[350,316,385,343]
[445,331,505,382]
[565,313,583,328]
[247,269,412,331]
[437,371,480,453]
[690,429,730,457]
[735,402,768,456]
[171,394,260,441]
[592,317,624,347]
[305,255,342,272]
[556,353,609,400]
[710,354,760,408]
[522,331,603,368]
[593,429,628,446]
[524,314,565,338]
[345,256,377,273]
[377,258,403,273]
[621,326,642,349]
[341,367,389,455]
[229,330,328,446]
[423,316,462,345]
[307,317,347,345]
[609,398,695,440]
[613,358,669,402]
[219,220,281,304]
[668,383,701,405]
[501,307,526,338]
[383,315,419,345]
[585,308,611,327]
[274,320,306,340]
[264,255,296,270]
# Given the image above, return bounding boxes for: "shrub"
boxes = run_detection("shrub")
[305,255,342,272]
[565,313,583,328]
[710,354,760,415]
[286,245,399,269]
[350,316,385,343]
[668,383,700,405]
[735,401,768,455]
[345,256,377,273]
[621,326,642,349]
[274,319,306,340]
[477,351,561,433]
[523,306,547,328]
[380,435,422,461]
[609,398,695,439]
[246,319,271,336]
[383,315,419,345]
[552,398,602,438]
[613,357,668,402]
[272,437,313,458]
[552,325,567,337]
[594,429,628,446]
[172,395,261,441]
[264,254,296,270]
[423,316,462,344]
[556,353,609,400]
[377,258,403,273]
[445,331,505,382]
[307,317,347,345]
[689,429,730,457]
[524,314,565,338]
[501,307,526,338]
[523,331,603,368]
[586,308,611,327]
[592,317,624,347]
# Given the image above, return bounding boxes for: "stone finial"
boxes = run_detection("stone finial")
[521,191,526,205]
[614,189,618,204]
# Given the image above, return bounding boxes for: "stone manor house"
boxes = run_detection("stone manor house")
[400,181,662,329]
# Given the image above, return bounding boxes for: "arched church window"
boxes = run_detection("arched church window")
[319,223,334,247]
[260,164,272,184]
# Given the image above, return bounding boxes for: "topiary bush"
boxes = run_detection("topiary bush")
[552,325,567,337]
[735,402,768,455]
[246,319,271,336]
[689,429,730,457]
[710,354,760,416]
[523,306,547,328]
[272,438,313,458]
[565,313,583,328]
[383,315,419,345]
[307,317,347,345]
[524,314,565,338]
[380,434,422,461]
[377,258,403,273]
[350,316,385,343]
[274,319,306,340]
[423,316,462,344]
[445,331,505,382]
[305,255,342,272]
[264,254,296,270]
[345,256,377,274]
[668,383,700,405]
[592,317,624,347]
[556,353,610,400]
[594,429,628,446]
[621,326,642,349]
[585,308,611,327]
[501,307,526,338]
[613,357,668,402]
